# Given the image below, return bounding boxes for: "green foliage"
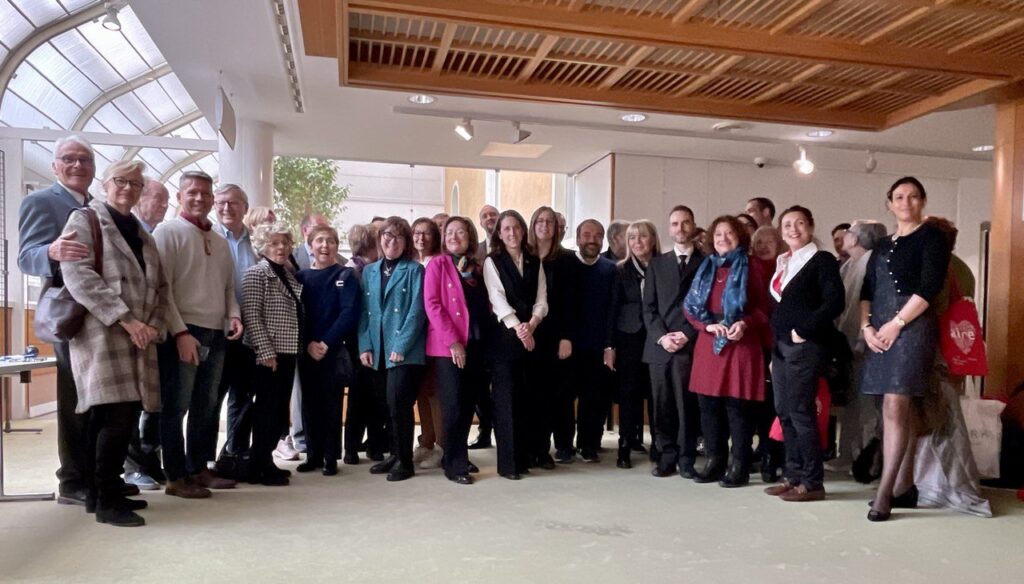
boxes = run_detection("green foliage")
[272,157,349,236]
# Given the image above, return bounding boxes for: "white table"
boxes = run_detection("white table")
[0,356,57,502]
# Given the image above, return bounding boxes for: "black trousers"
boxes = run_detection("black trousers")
[755,350,776,455]
[491,357,530,476]
[216,338,257,457]
[574,350,611,453]
[124,406,161,477]
[697,395,755,468]
[298,352,344,465]
[251,354,297,473]
[471,363,494,437]
[344,354,389,456]
[432,343,485,477]
[53,341,88,494]
[772,339,826,490]
[529,343,564,456]
[616,333,650,446]
[85,401,136,509]
[648,350,700,470]
[372,364,422,472]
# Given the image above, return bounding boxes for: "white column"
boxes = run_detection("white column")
[2,138,28,418]
[217,118,274,207]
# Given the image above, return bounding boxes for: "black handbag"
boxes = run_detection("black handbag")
[33,208,103,343]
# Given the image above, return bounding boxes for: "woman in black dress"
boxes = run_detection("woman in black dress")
[860,177,950,522]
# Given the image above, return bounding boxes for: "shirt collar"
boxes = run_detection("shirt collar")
[57,181,88,205]
[215,222,248,241]
[576,251,599,266]
[790,241,819,264]
[673,242,694,257]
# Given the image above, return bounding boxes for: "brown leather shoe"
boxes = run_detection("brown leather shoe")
[779,484,826,502]
[195,469,236,490]
[165,479,211,499]
[763,480,795,496]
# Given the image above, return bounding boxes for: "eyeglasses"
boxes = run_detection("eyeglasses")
[412,231,432,238]
[58,155,95,166]
[214,200,244,208]
[381,231,404,243]
[445,229,468,238]
[111,177,144,190]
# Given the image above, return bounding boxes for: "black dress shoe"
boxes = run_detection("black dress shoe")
[57,489,88,506]
[554,448,575,464]
[580,449,600,463]
[96,507,145,527]
[370,455,399,475]
[343,452,359,465]
[693,458,727,483]
[630,441,647,454]
[296,460,323,473]
[449,474,473,485]
[119,483,141,497]
[719,462,750,488]
[264,465,292,478]
[261,473,290,486]
[500,472,521,480]
[367,450,385,462]
[323,460,338,476]
[468,436,493,450]
[467,462,480,474]
[648,445,660,463]
[88,496,144,514]
[386,467,414,482]
[867,508,891,522]
[536,454,556,470]
[678,462,698,480]
[651,466,674,478]
[616,444,632,469]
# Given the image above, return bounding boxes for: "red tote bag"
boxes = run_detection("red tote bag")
[939,275,988,376]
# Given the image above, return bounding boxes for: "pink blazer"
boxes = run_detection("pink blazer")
[423,254,470,357]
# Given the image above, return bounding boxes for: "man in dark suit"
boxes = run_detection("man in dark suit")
[472,204,499,263]
[469,204,499,449]
[18,135,95,506]
[642,205,704,478]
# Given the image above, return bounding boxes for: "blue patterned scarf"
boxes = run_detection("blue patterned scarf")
[683,247,749,354]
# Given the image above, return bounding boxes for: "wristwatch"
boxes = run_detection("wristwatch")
[893,315,907,329]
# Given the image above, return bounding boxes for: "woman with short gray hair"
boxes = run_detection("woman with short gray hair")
[242,222,303,486]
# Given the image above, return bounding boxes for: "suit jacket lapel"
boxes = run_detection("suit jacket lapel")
[384,260,407,299]
[52,183,87,208]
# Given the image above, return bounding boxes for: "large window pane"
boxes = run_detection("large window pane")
[133,78,183,124]
[50,29,122,89]
[9,0,68,26]
[0,2,35,49]
[117,8,164,69]
[112,92,159,132]
[76,19,149,80]
[157,74,195,113]
[1,87,64,129]
[26,42,101,107]
[93,101,141,134]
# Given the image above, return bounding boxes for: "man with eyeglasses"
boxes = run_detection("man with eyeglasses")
[210,184,259,477]
[18,135,97,507]
[153,170,244,498]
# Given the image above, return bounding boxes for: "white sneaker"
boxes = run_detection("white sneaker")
[123,471,160,490]
[273,438,300,461]
[413,445,432,464]
[419,446,444,469]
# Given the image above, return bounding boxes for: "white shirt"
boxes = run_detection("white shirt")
[575,251,599,266]
[58,181,87,205]
[673,242,695,265]
[482,254,548,328]
[770,242,819,302]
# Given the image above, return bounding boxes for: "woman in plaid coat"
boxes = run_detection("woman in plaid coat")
[61,160,167,527]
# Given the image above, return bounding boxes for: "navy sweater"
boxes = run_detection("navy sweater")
[571,255,618,352]
[296,264,362,351]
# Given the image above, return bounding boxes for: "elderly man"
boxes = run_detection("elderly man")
[122,178,172,491]
[602,220,629,262]
[154,170,243,498]
[744,197,776,228]
[473,204,499,262]
[18,135,95,506]
[211,184,260,477]
[133,179,169,233]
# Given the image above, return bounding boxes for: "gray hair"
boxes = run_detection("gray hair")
[251,221,295,256]
[214,183,249,205]
[179,169,213,191]
[606,219,629,244]
[101,160,147,183]
[850,220,887,251]
[53,134,94,160]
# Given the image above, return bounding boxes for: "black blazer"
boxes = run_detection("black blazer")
[536,252,578,348]
[642,249,704,364]
[771,251,845,343]
[611,260,644,337]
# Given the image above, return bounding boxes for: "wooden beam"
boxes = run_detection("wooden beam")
[885,78,1004,126]
[297,0,337,57]
[567,0,588,11]
[822,72,908,109]
[672,0,713,25]
[749,64,829,104]
[346,63,888,130]
[861,0,956,45]
[598,46,655,89]
[518,34,560,81]
[770,0,831,35]
[431,23,457,73]
[672,54,744,96]
[345,0,1024,79]
[948,18,1024,54]
[340,0,352,84]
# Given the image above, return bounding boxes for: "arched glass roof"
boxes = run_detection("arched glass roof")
[0,0,217,200]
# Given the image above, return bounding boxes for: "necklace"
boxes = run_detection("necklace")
[382,262,395,277]
[715,270,727,283]
[892,222,923,241]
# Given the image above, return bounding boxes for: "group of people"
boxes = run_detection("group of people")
[19,134,984,528]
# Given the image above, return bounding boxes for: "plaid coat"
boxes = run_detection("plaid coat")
[60,200,167,414]
[242,259,303,362]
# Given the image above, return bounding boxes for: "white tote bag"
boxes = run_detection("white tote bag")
[959,397,1006,479]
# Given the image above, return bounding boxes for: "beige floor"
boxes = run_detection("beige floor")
[0,416,1021,584]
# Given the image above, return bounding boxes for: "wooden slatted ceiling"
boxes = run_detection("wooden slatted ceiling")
[299,0,1024,130]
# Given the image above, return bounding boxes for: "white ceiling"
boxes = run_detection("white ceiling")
[131,0,995,178]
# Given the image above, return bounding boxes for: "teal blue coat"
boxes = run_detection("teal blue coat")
[357,259,426,369]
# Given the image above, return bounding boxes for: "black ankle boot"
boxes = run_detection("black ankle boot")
[616,441,632,469]
[719,460,750,488]
[693,457,727,483]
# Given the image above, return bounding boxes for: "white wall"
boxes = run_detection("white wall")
[331,160,444,238]
[570,154,613,247]
[612,153,992,281]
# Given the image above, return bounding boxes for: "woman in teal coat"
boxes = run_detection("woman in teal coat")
[358,216,427,481]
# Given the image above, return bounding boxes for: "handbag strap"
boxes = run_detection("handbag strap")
[80,207,104,277]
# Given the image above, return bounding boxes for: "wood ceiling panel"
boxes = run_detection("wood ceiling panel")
[304,0,1024,130]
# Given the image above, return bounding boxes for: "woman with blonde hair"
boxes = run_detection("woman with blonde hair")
[243,206,277,232]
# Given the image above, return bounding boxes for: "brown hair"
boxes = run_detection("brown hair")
[528,206,564,261]
[490,210,531,257]
[412,217,442,257]
[925,216,958,251]
[708,215,751,252]
[443,216,479,257]
[306,224,339,247]
[378,216,416,261]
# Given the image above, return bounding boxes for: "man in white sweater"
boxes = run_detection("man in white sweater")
[154,170,244,498]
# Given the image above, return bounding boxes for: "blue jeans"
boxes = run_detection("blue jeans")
[158,325,226,482]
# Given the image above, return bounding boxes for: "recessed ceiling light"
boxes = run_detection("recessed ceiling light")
[712,121,751,132]
[807,129,833,138]
[408,94,436,105]
[621,113,647,123]
[972,144,994,152]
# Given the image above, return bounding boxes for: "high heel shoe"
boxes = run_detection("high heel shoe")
[869,485,918,509]
[867,507,891,522]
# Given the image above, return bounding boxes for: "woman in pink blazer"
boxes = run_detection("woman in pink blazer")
[423,216,491,485]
